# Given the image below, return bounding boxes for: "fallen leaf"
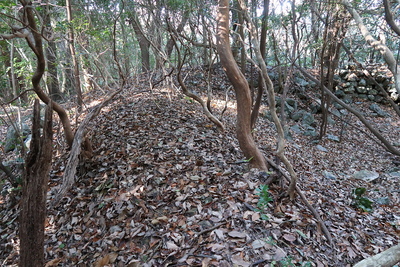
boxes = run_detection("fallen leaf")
[228,230,247,238]
[283,233,296,242]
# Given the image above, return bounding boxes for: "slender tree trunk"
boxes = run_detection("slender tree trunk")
[0,42,12,99]
[251,0,269,129]
[19,100,53,267]
[44,12,62,101]
[217,0,268,170]
[66,0,83,111]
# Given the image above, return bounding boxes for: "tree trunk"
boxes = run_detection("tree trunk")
[19,100,53,267]
[44,11,62,102]
[354,244,400,267]
[251,0,269,129]
[20,0,74,147]
[216,0,268,170]
[130,14,151,72]
[66,0,83,111]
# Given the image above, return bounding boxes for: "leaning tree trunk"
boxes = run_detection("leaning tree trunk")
[216,0,268,170]
[19,100,53,267]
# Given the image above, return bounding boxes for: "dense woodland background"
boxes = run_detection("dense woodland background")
[0,0,400,266]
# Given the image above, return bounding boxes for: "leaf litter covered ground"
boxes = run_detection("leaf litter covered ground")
[0,68,399,266]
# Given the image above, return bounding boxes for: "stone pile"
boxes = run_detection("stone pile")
[334,64,399,104]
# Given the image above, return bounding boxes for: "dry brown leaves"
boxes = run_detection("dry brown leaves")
[0,69,399,266]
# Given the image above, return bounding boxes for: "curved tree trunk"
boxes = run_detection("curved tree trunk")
[216,0,267,170]
[238,0,298,199]
[20,0,74,147]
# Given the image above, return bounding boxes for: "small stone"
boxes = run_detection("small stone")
[290,110,306,121]
[322,171,336,180]
[316,145,328,152]
[327,134,340,142]
[388,172,400,178]
[334,89,345,97]
[369,104,389,117]
[301,112,315,127]
[356,86,367,94]
[359,79,367,86]
[352,170,379,182]
[290,124,302,134]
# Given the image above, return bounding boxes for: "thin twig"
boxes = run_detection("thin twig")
[264,157,334,245]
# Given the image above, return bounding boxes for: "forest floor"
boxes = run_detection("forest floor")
[0,67,399,266]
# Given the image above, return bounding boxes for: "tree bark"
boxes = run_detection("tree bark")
[354,244,400,267]
[19,100,53,267]
[44,10,62,102]
[383,0,400,37]
[130,10,151,72]
[250,0,269,129]
[66,0,83,111]
[216,0,267,170]
[238,0,297,199]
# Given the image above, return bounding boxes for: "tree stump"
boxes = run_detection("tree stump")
[19,100,53,267]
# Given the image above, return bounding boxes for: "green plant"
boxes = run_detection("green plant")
[271,256,295,267]
[243,156,254,163]
[352,187,373,212]
[255,184,273,220]
[183,96,194,103]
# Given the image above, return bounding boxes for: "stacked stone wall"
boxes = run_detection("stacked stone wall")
[333,64,399,104]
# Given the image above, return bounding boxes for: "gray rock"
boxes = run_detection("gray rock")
[290,124,302,134]
[356,86,367,94]
[334,89,345,98]
[352,170,379,182]
[375,197,390,205]
[303,126,317,137]
[388,172,400,178]
[316,145,328,152]
[343,86,355,94]
[301,112,315,127]
[285,98,297,108]
[263,110,272,121]
[310,104,321,114]
[295,77,309,87]
[322,170,337,180]
[368,89,378,95]
[290,110,306,121]
[341,82,352,88]
[327,134,340,142]
[4,123,31,152]
[374,95,384,103]
[359,79,367,86]
[343,96,353,104]
[369,103,389,117]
